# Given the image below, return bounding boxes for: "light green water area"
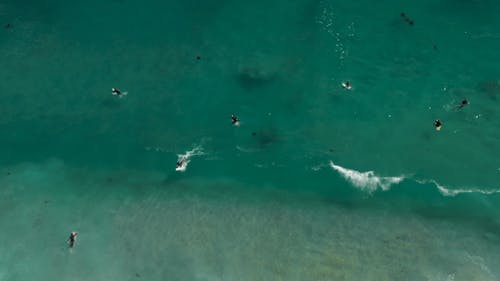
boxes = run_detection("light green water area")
[0,0,499,280]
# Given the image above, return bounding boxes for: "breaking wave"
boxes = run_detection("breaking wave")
[329,161,405,192]
[329,161,500,197]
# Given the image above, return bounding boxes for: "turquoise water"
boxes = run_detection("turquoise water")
[1,0,499,280]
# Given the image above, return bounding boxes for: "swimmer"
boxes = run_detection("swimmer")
[67,232,77,248]
[231,114,240,126]
[5,23,12,29]
[176,159,185,169]
[434,119,442,131]
[341,81,351,90]
[111,88,127,98]
[457,99,469,109]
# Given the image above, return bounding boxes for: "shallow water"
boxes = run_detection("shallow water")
[0,0,499,280]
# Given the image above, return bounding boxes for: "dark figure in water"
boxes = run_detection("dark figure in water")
[68,232,77,248]
[5,23,12,29]
[434,119,442,131]
[400,13,414,25]
[111,87,127,98]
[112,88,122,96]
[231,114,240,126]
[176,160,184,168]
[457,99,469,109]
[341,81,351,90]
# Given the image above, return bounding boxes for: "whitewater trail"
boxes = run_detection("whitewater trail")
[328,161,500,197]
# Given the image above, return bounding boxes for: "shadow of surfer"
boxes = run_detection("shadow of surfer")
[400,12,414,26]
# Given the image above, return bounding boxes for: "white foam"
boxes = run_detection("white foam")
[145,146,168,152]
[236,145,261,153]
[112,91,128,98]
[419,179,500,197]
[329,161,405,192]
[311,164,324,171]
[329,162,500,196]
[176,146,204,172]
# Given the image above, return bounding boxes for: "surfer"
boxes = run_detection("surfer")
[457,99,469,109]
[434,119,442,131]
[67,232,77,248]
[231,114,240,126]
[112,88,127,98]
[341,81,351,90]
[176,156,188,170]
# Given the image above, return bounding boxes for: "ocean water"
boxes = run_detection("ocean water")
[0,0,499,280]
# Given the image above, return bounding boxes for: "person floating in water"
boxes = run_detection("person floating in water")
[112,88,127,98]
[231,114,240,126]
[68,232,77,248]
[457,99,469,109]
[341,81,351,90]
[434,119,442,131]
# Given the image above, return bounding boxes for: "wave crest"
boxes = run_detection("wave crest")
[328,161,500,196]
[329,161,405,192]
[419,180,500,197]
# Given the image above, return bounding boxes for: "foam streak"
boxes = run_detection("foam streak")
[418,180,500,197]
[329,161,405,192]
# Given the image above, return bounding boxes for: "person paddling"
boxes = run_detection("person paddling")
[112,88,127,98]
[67,232,78,248]
[341,81,352,90]
[231,114,240,126]
[434,119,442,131]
